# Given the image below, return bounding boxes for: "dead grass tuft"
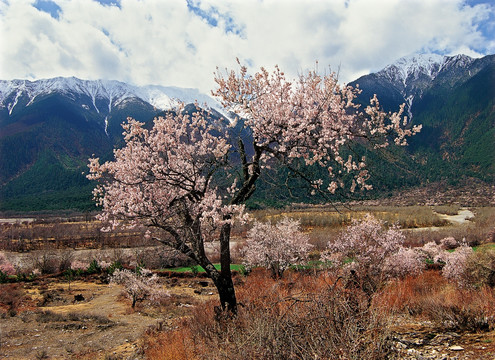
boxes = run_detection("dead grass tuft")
[147,270,393,360]
[376,271,495,332]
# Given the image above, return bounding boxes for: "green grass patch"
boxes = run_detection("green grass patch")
[473,243,495,252]
[164,264,245,273]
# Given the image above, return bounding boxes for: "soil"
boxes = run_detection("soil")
[0,275,218,359]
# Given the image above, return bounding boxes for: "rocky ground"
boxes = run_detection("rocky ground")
[391,318,495,359]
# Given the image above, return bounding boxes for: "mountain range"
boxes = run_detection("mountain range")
[1,53,494,211]
[349,53,495,187]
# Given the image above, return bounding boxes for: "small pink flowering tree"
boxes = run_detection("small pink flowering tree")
[242,217,312,278]
[382,247,425,279]
[322,214,415,294]
[323,214,405,270]
[89,62,419,313]
[110,268,168,308]
[441,245,473,287]
[440,236,459,250]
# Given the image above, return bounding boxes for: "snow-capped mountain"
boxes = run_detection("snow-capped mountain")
[378,53,474,89]
[1,53,494,211]
[349,53,492,120]
[0,77,223,117]
[0,77,232,210]
[348,52,495,189]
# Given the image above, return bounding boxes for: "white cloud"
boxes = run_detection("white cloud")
[0,0,494,93]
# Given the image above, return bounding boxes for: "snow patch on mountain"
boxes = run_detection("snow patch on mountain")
[405,94,414,121]
[104,116,109,136]
[379,53,475,89]
[0,77,224,116]
[374,53,476,121]
[380,54,445,86]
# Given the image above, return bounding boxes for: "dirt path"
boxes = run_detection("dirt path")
[436,208,474,225]
[39,282,126,316]
[1,274,219,360]
[407,208,474,232]
[1,280,164,359]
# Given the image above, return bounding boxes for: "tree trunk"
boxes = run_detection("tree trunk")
[196,259,237,314]
[192,223,238,314]
[156,224,239,314]
[214,274,237,314]
[217,221,237,313]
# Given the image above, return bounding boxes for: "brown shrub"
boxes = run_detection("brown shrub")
[463,249,495,287]
[374,271,448,314]
[376,270,495,332]
[145,326,198,360]
[0,283,25,314]
[30,251,59,275]
[147,270,394,360]
[416,288,495,331]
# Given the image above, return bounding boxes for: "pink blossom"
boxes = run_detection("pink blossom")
[440,236,458,250]
[322,214,404,272]
[71,260,89,271]
[213,62,420,194]
[110,268,169,308]
[418,241,444,263]
[442,245,473,287]
[242,217,313,277]
[383,247,425,279]
[322,214,426,280]
[97,260,112,270]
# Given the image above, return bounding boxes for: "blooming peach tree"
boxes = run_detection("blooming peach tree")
[322,214,427,297]
[110,268,169,308]
[213,62,421,197]
[89,62,419,313]
[242,217,312,278]
[322,214,406,280]
[88,105,245,312]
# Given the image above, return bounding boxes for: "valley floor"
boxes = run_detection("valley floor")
[1,194,495,359]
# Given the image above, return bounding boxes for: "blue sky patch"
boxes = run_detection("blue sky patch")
[186,0,244,37]
[465,0,495,46]
[94,0,122,9]
[33,0,62,20]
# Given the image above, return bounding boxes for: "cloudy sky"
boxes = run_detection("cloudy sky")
[1,0,494,93]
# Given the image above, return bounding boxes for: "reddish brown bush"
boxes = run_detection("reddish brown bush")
[375,271,448,314]
[147,270,393,360]
[145,326,198,360]
[376,270,495,332]
[417,287,495,331]
[0,283,25,314]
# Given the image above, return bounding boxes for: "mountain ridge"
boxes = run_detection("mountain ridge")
[350,53,495,190]
[350,53,495,120]
[1,53,494,211]
[0,77,223,118]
